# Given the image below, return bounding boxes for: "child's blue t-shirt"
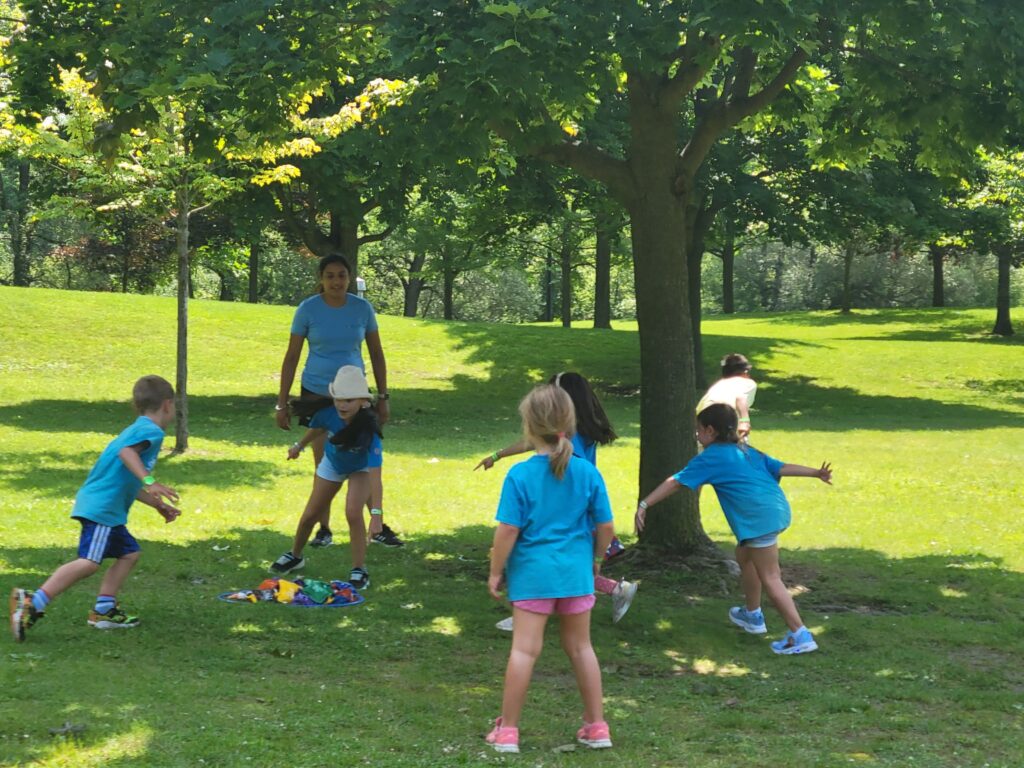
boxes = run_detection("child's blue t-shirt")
[571,433,597,465]
[72,416,166,527]
[673,442,790,543]
[290,294,379,396]
[495,455,613,601]
[309,408,383,475]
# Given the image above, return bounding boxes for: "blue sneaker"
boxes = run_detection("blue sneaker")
[729,606,767,635]
[771,627,818,655]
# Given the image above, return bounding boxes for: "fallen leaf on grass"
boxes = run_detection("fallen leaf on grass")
[49,722,86,737]
[551,744,576,753]
[212,544,230,551]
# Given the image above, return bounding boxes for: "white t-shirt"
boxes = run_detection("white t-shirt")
[697,376,757,414]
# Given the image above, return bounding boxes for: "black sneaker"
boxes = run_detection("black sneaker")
[370,523,404,548]
[269,552,305,575]
[310,529,333,548]
[349,567,370,590]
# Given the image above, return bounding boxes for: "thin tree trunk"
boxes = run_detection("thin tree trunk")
[593,216,614,329]
[11,161,30,286]
[841,242,854,314]
[770,247,785,311]
[403,252,428,317]
[248,239,259,303]
[992,246,1014,336]
[443,266,456,320]
[928,243,945,308]
[560,218,573,328]
[721,228,735,314]
[174,181,190,452]
[542,248,554,322]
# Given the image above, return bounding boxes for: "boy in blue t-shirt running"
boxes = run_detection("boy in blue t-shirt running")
[635,403,833,655]
[10,376,181,642]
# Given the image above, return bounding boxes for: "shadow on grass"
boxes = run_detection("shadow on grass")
[2,521,1023,766]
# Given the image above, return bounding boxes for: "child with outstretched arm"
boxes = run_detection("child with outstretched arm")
[635,403,832,654]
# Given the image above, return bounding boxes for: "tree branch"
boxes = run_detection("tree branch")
[357,223,395,246]
[663,34,721,107]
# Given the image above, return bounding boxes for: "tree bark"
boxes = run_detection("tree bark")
[992,246,1014,336]
[174,180,190,452]
[593,215,614,329]
[9,161,31,287]
[443,266,456,320]
[770,247,785,310]
[248,239,260,303]
[687,224,706,390]
[928,243,945,308]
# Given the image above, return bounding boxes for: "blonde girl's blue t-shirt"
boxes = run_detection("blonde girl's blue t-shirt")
[290,294,379,395]
[309,408,383,475]
[495,454,613,601]
[72,416,166,527]
[673,442,790,543]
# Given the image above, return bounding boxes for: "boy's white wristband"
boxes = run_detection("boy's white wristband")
[370,508,383,516]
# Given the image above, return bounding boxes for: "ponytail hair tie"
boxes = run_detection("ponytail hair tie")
[557,431,566,440]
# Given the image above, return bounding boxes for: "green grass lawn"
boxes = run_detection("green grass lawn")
[1,286,1022,767]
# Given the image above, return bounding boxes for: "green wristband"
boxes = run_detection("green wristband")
[370,508,383,516]
[143,475,156,486]
[490,452,500,462]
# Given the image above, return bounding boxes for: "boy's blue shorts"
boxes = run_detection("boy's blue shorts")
[74,518,141,563]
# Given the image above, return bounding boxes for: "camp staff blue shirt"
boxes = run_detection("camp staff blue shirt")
[309,408,383,475]
[571,433,597,465]
[673,442,790,543]
[290,294,379,395]
[496,454,613,601]
[71,416,165,527]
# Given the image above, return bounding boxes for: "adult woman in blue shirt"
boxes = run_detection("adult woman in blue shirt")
[274,253,400,547]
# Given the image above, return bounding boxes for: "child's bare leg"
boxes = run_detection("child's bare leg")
[747,544,803,631]
[38,559,101,600]
[344,472,370,568]
[501,608,548,728]
[559,610,604,724]
[310,432,331,531]
[735,545,763,610]
[292,475,342,557]
[97,551,140,598]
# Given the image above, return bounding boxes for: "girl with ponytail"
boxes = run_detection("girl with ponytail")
[485,385,616,753]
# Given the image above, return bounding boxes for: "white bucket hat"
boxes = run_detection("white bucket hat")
[328,366,371,400]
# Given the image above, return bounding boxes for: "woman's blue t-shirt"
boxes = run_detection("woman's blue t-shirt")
[495,455,613,601]
[291,294,379,395]
[72,416,166,527]
[309,408,383,475]
[673,442,790,543]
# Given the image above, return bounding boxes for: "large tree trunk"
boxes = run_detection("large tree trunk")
[992,246,1014,336]
[627,104,713,555]
[174,181,190,453]
[560,218,573,328]
[248,239,260,303]
[928,243,945,308]
[721,228,735,314]
[593,215,614,329]
[402,251,428,317]
[841,241,854,314]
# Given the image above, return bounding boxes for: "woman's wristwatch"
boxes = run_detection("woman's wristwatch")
[377,392,390,401]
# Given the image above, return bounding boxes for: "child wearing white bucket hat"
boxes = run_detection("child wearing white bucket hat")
[270,366,386,590]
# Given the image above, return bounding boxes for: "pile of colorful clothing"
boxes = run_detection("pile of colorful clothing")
[220,578,363,607]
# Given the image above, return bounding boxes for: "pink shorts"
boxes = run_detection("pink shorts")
[512,594,596,616]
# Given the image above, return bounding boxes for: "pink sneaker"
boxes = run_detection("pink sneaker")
[577,720,612,749]
[485,717,519,753]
